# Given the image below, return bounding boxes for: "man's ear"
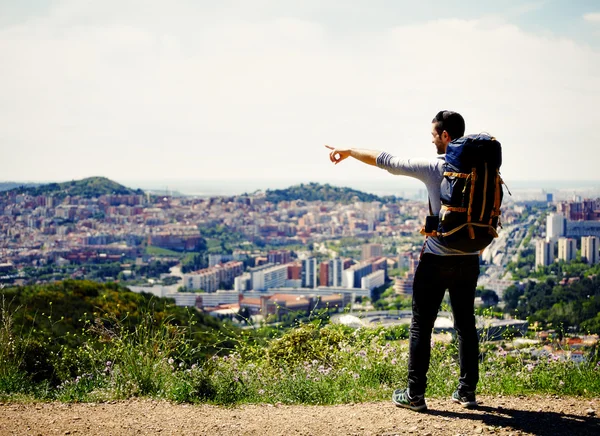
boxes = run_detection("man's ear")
[441,130,450,143]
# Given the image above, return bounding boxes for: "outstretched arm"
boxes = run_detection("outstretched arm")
[325,145,381,166]
[326,144,443,186]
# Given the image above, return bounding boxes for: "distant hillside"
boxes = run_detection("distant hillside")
[0,182,42,192]
[5,176,144,198]
[264,182,400,204]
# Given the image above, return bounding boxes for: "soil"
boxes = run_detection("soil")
[0,395,598,435]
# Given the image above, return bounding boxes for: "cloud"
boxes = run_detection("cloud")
[509,1,546,16]
[583,12,600,23]
[0,1,599,185]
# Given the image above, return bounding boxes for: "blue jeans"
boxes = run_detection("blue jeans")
[407,253,480,396]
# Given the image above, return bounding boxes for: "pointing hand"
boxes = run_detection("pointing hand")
[325,145,351,165]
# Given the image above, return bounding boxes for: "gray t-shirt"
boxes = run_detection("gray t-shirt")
[376,152,478,256]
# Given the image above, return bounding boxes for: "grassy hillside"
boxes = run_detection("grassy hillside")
[2,283,599,404]
[264,182,399,204]
[0,280,237,396]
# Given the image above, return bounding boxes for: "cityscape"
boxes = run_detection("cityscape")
[1,1,600,432]
[2,178,600,342]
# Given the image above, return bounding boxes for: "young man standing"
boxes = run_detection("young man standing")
[326,110,480,412]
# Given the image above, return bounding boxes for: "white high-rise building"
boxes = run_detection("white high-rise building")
[361,270,385,291]
[263,265,289,290]
[234,273,251,292]
[251,264,288,291]
[302,258,317,288]
[329,258,343,287]
[582,236,599,264]
[558,238,577,262]
[546,213,566,242]
[535,240,554,267]
[342,269,355,289]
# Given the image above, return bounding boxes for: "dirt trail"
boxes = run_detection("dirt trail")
[1,396,598,435]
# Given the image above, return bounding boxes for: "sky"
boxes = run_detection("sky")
[1,0,599,188]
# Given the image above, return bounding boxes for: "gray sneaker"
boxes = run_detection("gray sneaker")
[392,389,427,412]
[451,390,477,408]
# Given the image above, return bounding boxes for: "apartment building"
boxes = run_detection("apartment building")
[557,237,577,262]
[361,269,385,291]
[361,243,383,261]
[582,236,599,264]
[183,261,244,292]
[546,213,566,241]
[302,257,317,288]
[251,263,288,291]
[342,261,372,288]
[535,239,554,267]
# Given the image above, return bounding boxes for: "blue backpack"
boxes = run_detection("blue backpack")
[435,133,508,252]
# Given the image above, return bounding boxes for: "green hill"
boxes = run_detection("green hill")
[264,183,400,204]
[0,280,236,384]
[5,177,144,198]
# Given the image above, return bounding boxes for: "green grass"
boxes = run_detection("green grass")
[1,300,599,404]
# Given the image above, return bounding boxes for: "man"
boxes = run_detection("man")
[326,110,480,412]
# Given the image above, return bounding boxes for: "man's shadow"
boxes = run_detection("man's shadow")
[427,405,599,436]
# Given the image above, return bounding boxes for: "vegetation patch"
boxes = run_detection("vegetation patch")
[1,282,599,404]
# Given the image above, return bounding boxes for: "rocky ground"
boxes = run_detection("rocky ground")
[0,395,598,435]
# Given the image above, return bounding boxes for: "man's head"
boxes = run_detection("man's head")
[431,110,465,154]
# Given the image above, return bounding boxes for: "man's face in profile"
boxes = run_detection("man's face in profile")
[431,123,447,155]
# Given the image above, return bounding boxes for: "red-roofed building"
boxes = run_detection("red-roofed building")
[239,292,346,320]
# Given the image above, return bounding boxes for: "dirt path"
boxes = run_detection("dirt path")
[1,396,598,435]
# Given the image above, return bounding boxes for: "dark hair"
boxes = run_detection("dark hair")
[432,110,465,140]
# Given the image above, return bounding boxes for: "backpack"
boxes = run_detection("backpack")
[424,133,508,252]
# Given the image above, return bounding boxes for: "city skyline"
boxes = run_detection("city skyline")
[1,1,600,183]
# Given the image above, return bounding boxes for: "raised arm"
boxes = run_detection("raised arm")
[325,145,380,166]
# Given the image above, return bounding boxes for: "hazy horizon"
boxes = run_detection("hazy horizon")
[2,176,599,199]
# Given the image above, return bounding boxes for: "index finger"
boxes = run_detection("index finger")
[324,145,334,150]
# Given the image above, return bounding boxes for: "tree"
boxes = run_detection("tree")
[503,285,524,311]
[480,289,499,307]
[181,252,208,273]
